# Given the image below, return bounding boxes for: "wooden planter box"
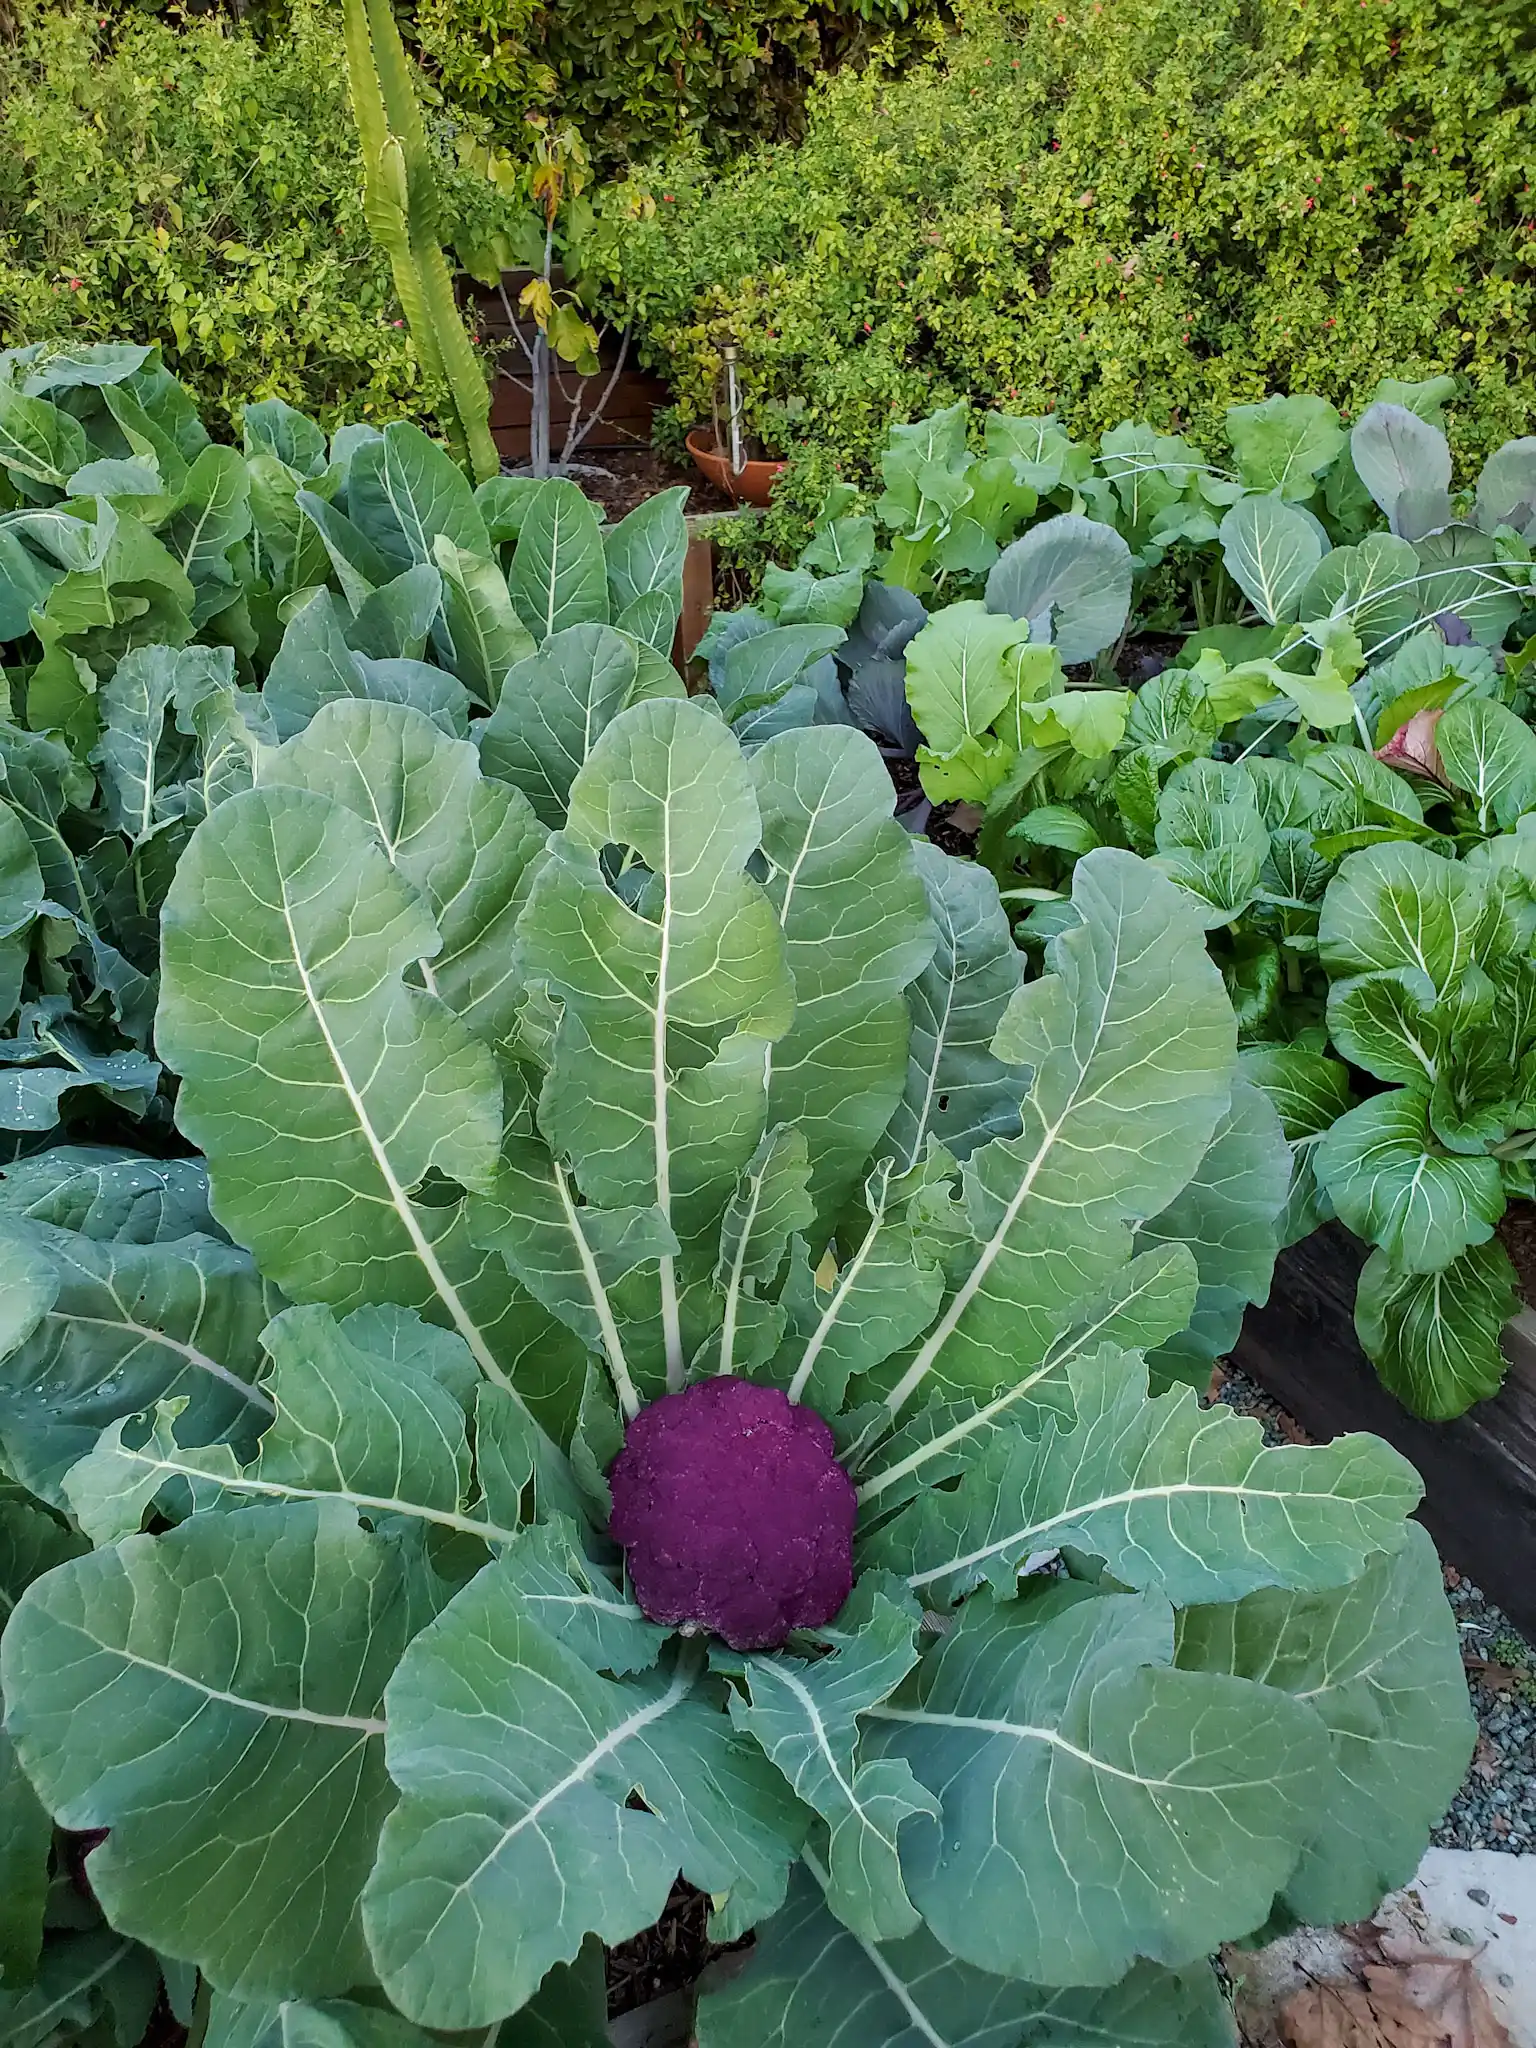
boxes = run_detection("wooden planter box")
[1234,1223,1536,1641]
[461,272,671,463]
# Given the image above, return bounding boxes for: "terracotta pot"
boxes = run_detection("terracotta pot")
[685,428,785,508]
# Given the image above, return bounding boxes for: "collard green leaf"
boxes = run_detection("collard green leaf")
[1177,1524,1474,1926]
[477,622,642,827]
[1218,497,1325,625]
[91,644,226,843]
[1314,1086,1503,1272]
[867,1583,1327,1986]
[728,1572,936,1943]
[867,1343,1417,1608]
[881,851,1235,1412]
[346,423,492,578]
[0,1220,279,1504]
[695,1862,1237,2048]
[157,780,518,1386]
[0,1145,222,1243]
[432,536,535,706]
[363,1563,802,2030]
[1137,1076,1291,1387]
[604,486,688,618]
[205,1991,437,2048]
[753,727,935,1226]
[507,480,609,642]
[263,592,468,742]
[63,1302,499,1550]
[886,845,1026,1171]
[1227,396,1345,499]
[984,515,1133,663]
[1355,1240,1517,1418]
[2,1502,414,1999]
[0,1931,160,2048]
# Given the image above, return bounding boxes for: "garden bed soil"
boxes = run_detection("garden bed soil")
[544,448,739,526]
[607,1878,748,2020]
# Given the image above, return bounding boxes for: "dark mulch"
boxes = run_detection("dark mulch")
[606,1877,750,2020]
[577,447,738,525]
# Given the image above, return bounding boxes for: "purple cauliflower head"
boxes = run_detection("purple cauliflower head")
[607,1377,857,1651]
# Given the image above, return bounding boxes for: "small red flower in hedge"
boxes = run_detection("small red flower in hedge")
[609,1377,856,1651]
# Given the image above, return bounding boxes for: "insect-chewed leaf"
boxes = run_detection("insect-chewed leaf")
[1,1502,415,2000]
[362,1555,803,2031]
[865,1583,1328,1985]
[1177,1524,1475,1928]
[866,1343,1419,1606]
[694,1862,1237,2048]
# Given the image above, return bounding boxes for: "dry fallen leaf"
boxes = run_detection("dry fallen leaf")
[1367,1944,1514,2048]
[1463,1658,1521,1695]
[1280,1980,1444,2047]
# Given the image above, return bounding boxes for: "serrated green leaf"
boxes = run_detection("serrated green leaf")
[695,1861,1236,2048]
[157,781,528,1391]
[729,1572,935,1943]
[257,699,546,1051]
[870,1342,1417,1606]
[0,1220,279,1505]
[886,844,1026,1172]
[1177,1524,1474,1926]
[866,1583,1327,1984]
[3,1502,414,1998]
[363,1569,801,2029]
[880,851,1235,1413]
[753,727,935,1226]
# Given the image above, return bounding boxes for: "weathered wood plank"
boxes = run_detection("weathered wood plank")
[1235,1223,1536,1640]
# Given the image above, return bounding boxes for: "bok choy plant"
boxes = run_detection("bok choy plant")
[0,679,1472,2046]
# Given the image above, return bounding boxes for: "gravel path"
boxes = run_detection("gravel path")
[1210,1365,1536,1855]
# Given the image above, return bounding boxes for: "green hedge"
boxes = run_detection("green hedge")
[615,0,1536,489]
[409,0,950,168]
[0,0,514,432]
